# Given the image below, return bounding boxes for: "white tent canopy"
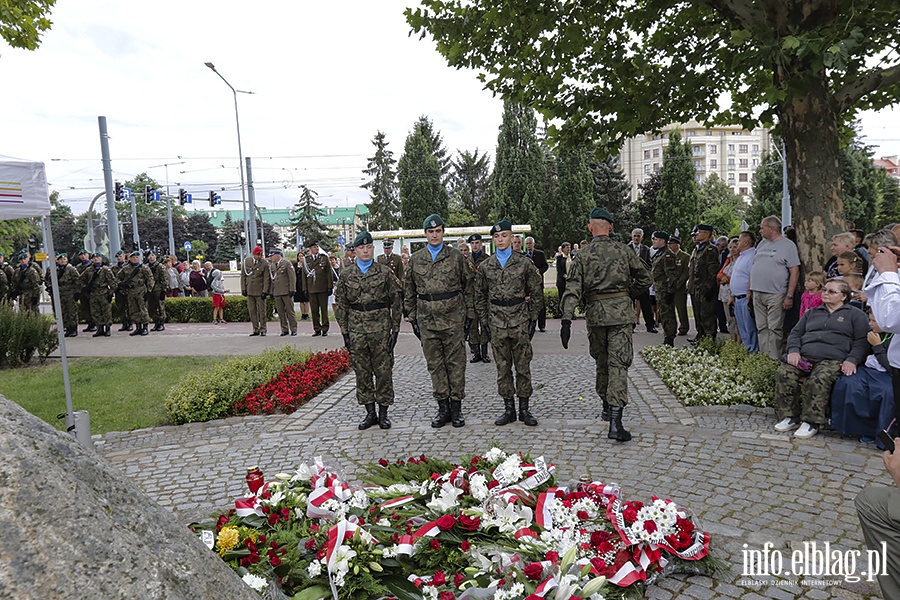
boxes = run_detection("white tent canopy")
[0,154,51,219]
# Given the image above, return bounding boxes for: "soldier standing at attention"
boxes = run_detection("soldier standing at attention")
[475,219,544,426]
[75,249,95,332]
[650,231,678,347]
[13,249,42,314]
[82,252,116,337]
[146,250,168,331]
[111,251,133,332]
[466,233,491,364]
[667,236,691,336]
[405,214,475,428]
[335,231,403,430]
[299,241,334,336]
[268,249,298,336]
[687,224,720,342]
[377,239,404,281]
[342,245,356,269]
[241,246,271,337]
[560,208,651,441]
[118,251,154,336]
[0,251,13,301]
[48,253,81,337]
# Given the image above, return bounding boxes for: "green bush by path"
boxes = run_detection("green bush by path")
[0,303,58,368]
[0,356,228,434]
[164,345,309,425]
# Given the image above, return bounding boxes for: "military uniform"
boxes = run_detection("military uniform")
[47,257,81,336]
[650,232,678,345]
[335,231,403,429]
[146,255,168,331]
[241,248,272,336]
[269,250,297,335]
[687,226,720,340]
[81,257,117,336]
[404,214,475,428]
[110,254,133,331]
[12,254,42,314]
[299,246,334,335]
[670,244,691,335]
[475,220,544,426]
[377,248,404,281]
[560,207,651,442]
[0,264,8,303]
[117,253,154,336]
[467,235,492,363]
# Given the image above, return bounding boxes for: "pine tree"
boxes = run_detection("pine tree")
[398,118,449,228]
[412,115,451,184]
[698,174,744,236]
[588,156,635,236]
[449,149,492,226]
[289,185,329,247]
[839,138,881,233]
[747,152,784,229]
[655,130,700,239]
[634,171,661,237]
[215,213,243,262]
[491,100,546,226]
[543,145,593,250]
[361,131,400,231]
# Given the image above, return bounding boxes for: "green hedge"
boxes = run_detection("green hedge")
[164,345,308,424]
[102,295,275,323]
[0,303,59,368]
[542,287,583,319]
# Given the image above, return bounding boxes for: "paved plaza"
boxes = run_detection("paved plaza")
[53,320,888,599]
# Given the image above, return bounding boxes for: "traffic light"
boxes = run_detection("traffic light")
[145,185,153,205]
[114,182,123,200]
[208,190,216,207]
[178,188,188,206]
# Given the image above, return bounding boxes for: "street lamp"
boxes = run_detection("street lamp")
[149,161,186,256]
[204,61,253,258]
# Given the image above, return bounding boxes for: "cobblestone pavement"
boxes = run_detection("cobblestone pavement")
[87,325,887,599]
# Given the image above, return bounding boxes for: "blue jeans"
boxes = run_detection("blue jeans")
[734,296,758,354]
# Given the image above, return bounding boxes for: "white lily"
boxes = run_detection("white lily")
[425,482,462,512]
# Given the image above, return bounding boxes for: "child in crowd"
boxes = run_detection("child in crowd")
[844,274,866,311]
[799,271,825,317]
[836,251,865,276]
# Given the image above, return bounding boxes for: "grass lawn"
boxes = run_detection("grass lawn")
[0,356,229,435]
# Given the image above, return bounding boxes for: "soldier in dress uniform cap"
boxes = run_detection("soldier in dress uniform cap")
[688,224,720,341]
[466,232,492,363]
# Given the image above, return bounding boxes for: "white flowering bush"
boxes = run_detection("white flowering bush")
[641,343,773,407]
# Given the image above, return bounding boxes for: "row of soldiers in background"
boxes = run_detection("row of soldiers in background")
[239,246,300,337]
[0,249,43,313]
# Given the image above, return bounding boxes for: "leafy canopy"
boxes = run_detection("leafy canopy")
[0,0,55,50]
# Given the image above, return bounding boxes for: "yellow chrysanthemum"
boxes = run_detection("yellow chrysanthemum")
[217,527,240,556]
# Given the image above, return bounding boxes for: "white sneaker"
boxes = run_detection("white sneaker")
[774,417,801,432]
[794,422,819,438]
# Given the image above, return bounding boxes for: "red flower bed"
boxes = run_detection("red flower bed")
[234,349,350,415]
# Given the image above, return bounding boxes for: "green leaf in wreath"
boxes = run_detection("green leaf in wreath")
[291,584,331,600]
[383,574,425,600]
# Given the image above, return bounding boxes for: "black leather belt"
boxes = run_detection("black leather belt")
[733,294,747,299]
[490,298,525,306]
[418,290,462,302]
[349,302,388,311]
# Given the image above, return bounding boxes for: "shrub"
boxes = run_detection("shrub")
[164,346,308,424]
[0,303,59,368]
[162,296,275,323]
[542,287,583,319]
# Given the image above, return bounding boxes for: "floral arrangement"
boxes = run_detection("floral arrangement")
[234,349,351,415]
[191,448,722,599]
[640,343,771,407]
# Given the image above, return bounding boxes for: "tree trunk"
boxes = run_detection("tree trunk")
[778,71,844,275]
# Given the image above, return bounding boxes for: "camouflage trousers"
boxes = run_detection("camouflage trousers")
[691,292,718,339]
[89,293,112,326]
[489,320,534,399]
[53,292,78,330]
[469,314,489,345]
[127,292,150,324]
[349,332,394,406]
[17,290,40,314]
[588,323,634,407]
[79,294,92,325]
[657,294,677,338]
[774,359,842,425]
[422,326,467,402]
[115,291,130,323]
[147,291,166,324]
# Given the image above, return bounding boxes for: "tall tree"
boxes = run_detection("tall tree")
[747,152,784,229]
[215,213,243,263]
[449,149,492,226]
[362,131,401,231]
[633,171,662,237]
[544,145,593,251]
[119,173,168,220]
[398,118,449,228]
[407,0,900,272]
[0,0,55,50]
[698,174,744,238]
[876,169,900,226]
[289,185,329,247]
[589,157,631,214]
[656,131,700,240]
[839,139,882,233]
[184,213,219,260]
[412,115,452,184]
[491,100,546,226]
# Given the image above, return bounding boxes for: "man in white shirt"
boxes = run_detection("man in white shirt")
[730,231,758,354]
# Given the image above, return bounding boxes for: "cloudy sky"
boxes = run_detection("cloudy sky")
[3,0,900,217]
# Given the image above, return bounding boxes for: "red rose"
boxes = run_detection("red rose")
[460,540,471,551]
[245,541,257,553]
[576,510,590,520]
[439,593,455,600]
[487,480,500,489]
[675,531,692,549]
[523,562,544,581]
[316,548,326,560]
[676,516,694,534]
[430,539,441,550]
[622,506,639,524]
[437,515,457,531]
[305,538,317,550]
[458,515,481,531]
[643,520,657,534]
[590,530,611,545]
[281,508,291,520]
[545,550,559,562]
[270,555,282,567]
[432,571,446,586]
[378,459,389,467]
[590,557,607,572]
[454,572,466,587]
[597,541,615,554]
[258,535,266,544]
[267,513,280,525]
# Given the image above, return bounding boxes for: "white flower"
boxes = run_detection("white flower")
[241,573,268,591]
[426,482,463,512]
[509,582,525,596]
[349,489,369,509]
[482,499,533,533]
[307,560,322,577]
[377,518,391,527]
[332,545,357,575]
[333,570,346,588]
[494,454,523,484]
[469,473,489,501]
[484,447,506,463]
[382,545,397,558]
[292,463,313,481]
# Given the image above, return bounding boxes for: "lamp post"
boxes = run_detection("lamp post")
[149,161,185,257]
[204,62,253,259]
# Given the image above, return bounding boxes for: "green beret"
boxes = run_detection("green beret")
[129,250,141,257]
[147,249,157,257]
[467,234,482,243]
[91,252,103,259]
[353,231,373,247]
[423,214,444,229]
[651,230,670,241]
[589,207,614,224]
[115,250,125,257]
[668,236,681,245]
[79,249,89,255]
[692,224,714,234]
[16,251,29,261]
[489,219,512,236]
[56,253,67,259]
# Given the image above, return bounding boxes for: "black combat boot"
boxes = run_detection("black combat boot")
[663,336,675,347]
[378,405,391,429]
[103,324,111,337]
[469,344,482,363]
[449,400,465,427]
[359,404,378,430]
[601,399,611,422]
[608,406,632,442]
[118,321,129,331]
[84,323,97,333]
[92,325,105,338]
[431,399,451,428]
[494,398,517,426]
[481,344,491,363]
[518,398,538,426]
[151,322,161,332]
[157,321,165,331]
[139,323,149,336]
[129,323,142,336]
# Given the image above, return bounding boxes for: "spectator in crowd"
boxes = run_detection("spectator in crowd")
[799,271,825,318]
[188,260,208,297]
[718,237,741,343]
[667,236,691,336]
[525,236,549,332]
[164,257,181,297]
[826,232,860,278]
[749,215,801,360]
[845,273,866,310]
[556,242,572,298]
[865,229,900,265]
[837,251,865,277]
[512,235,524,253]
[851,228,865,249]
[401,244,410,268]
[179,262,192,297]
[628,228,657,333]
[730,231,758,353]
[715,235,731,335]
[774,278,869,438]
[204,261,228,324]
[571,242,580,258]
[293,250,310,322]
[457,240,470,258]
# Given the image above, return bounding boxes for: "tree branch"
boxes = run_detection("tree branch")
[836,64,900,111]
[701,0,766,30]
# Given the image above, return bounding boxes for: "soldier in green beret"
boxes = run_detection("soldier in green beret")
[687,224,720,341]
[560,207,652,441]
[335,231,403,429]
[0,252,12,302]
[650,231,678,346]
[474,219,544,426]
[145,250,168,331]
[47,253,81,336]
[404,214,475,428]
[117,251,155,336]
[111,250,133,331]
[466,233,492,363]
[81,253,117,336]
[12,250,42,314]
